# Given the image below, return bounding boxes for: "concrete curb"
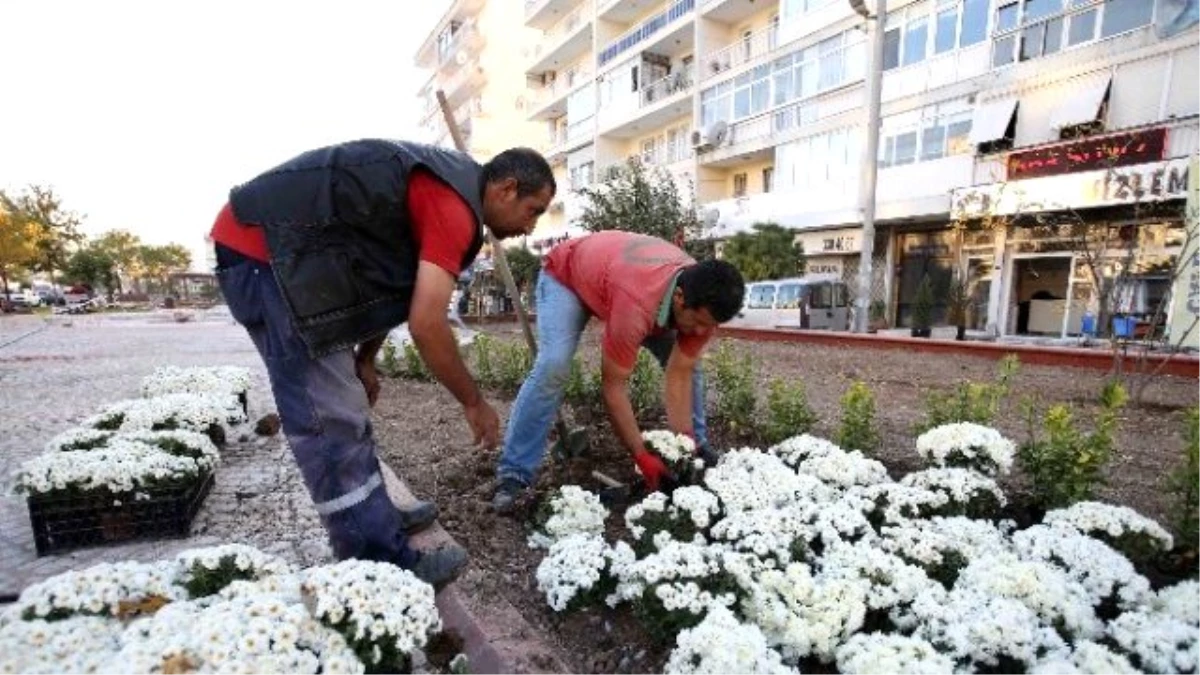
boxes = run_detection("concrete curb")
[379,465,570,674]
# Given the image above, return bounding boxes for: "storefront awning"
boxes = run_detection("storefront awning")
[1049,74,1112,132]
[969,98,1019,148]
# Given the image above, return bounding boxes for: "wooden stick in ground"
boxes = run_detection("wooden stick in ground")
[436,90,537,356]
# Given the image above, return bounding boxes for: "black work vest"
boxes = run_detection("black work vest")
[230,139,485,357]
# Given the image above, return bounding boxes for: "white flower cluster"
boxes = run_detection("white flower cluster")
[899,467,1007,512]
[530,431,1186,675]
[529,485,609,549]
[300,559,442,662]
[664,606,796,674]
[44,427,114,453]
[1044,501,1175,553]
[915,422,1016,476]
[643,430,697,464]
[141,365,252,399]
[0,545,440,674]
[835,633,955,675]
[83,392,246,434]
[14,430,219,498]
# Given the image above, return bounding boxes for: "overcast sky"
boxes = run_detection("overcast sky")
[0,0,446,271]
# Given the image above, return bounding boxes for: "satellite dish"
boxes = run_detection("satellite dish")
[706,120,729,146]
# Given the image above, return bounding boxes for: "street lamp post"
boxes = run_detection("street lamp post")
[849,0,887,333]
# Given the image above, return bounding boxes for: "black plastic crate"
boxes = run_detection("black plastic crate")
[27,472,215,556]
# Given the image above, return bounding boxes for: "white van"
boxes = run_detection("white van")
[732,276,851,331]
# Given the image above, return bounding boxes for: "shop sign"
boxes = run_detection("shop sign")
[795,229,860,255]
[806,259,844,276]
[1007,128,1166,180]
[952,158,1191,218]
[1168,154,1199,349]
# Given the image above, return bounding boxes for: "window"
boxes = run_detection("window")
[700,81,733,127]
[732,64,771,120]
[935,0,960,53]
[746,284,776,309]
[641,138,660,165]
[960,0,989,45]
[994,0,1153,67]
[880,105,973,168]
[777,283,801,309]
[809,283,832,310]
[884,3,932,71]
[733,172,748,197]
[569,162,594,189]
[763,167,775,193]
[742,30,754,60]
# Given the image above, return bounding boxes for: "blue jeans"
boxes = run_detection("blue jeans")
[215,245,418,568]
[497,272,708,486]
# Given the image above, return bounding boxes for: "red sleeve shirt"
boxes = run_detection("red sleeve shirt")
[209,168,477,276]
[543,231,710,370]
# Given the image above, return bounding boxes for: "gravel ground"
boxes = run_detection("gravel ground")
[0,312,330,597]
[374,322,1198,675]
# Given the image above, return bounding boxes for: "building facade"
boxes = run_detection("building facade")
[522,0,1199,339]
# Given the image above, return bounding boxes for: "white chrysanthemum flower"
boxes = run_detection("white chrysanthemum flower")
[14,436,214,497]
[1151,580,1200,626]
[664,605,796,674]
[797,449,891,490]
[915,422,1016,476]
[10,560,185,621]
[1012,524,1151,611]
[141,365,252,399]
[704,449,835,513]
[768,434,842,469]
[44,427,116,453]
[301,560,440,663]
[625,491,670,541]
[1030,640,1141,674]
[670,486,722,530]
[1043,501,1174,553]
[835,633,955,675]
[0,615,123,674]
[741,561,869,663]
[642,430,697,464]
[847,483,949,525]
[83,392,246,434]
[899,467,1006,514]
[528,485,608,549]
[535,534,611,612]
[880,516,1010,571]
[1108,606,1198,674]
[819,540,938,614]
[607,539,738,614]
[955,551,1103,640]
[174,544,296,597]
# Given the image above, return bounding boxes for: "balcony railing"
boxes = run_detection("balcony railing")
[598,0,695,66]
[702,23,778,80]
[567,116,595,143]
[640,66,694,106]
[436,21,482,68]
[532,68,592,110]
[530,6,590,64]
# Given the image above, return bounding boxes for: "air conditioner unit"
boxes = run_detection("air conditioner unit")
[691,130,704,148]
[701,121,729,149]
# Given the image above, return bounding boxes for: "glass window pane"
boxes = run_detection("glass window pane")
[1020,24,1045,60]
[774,70,794,105]
[1025,0,1063,21]
[996,2,1019,31]
[961,0,989,45]
[734,87,751,118]
[799,61,818,97]
[903,16,930,65]
[921,123,947,160]
[994,35,1017,66]
[1068,8,1097,44]
[1101,0,1152,37]
[751,80,770,113]
[1044,17,1063,53]
[947,119,973,154]
[935,7,959,53]
[819,51,844,89]
[883,28,902,70]
[895,131,918,165]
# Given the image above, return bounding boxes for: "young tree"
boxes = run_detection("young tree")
[0,185,84,289]
[93,229,144,295]
[137,244,192,295]
[576,158,713,259]
[64,245,119,298]
[0,208,40,299]
[718,222,806,282]
[505,245,541,291]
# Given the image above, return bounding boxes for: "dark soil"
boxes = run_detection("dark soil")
[373,325,1198,674]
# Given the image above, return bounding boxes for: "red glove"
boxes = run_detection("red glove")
[633,450,670,491]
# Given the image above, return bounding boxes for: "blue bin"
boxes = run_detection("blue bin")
[1112,316,1136,338]
[1081,312,1096,337]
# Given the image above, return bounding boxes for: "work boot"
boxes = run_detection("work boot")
[697,443,721,468]
[398,500,439,535]
[411,544,468,589]
[491,477,528,515]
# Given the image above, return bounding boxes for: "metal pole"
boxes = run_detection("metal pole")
[851,0,886,333]
[436,90,538,355]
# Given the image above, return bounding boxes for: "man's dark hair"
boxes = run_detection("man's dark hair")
[678,259,745,323]
[482,148,556,198]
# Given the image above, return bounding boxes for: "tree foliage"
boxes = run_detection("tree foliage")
[137,243,192,294]
[505,245,541,290]
[0,185,84,282]
[0,207,40,297]
[576,159,713,259]
[719,222,806,282]
[65,245,119,296]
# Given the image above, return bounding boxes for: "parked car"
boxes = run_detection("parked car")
[731,275,851,331]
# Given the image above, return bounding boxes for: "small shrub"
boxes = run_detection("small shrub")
[564,357,601,409]
[492,340,533,395]
[837,381,880,453]
[708,341,757,439]
[1018,380,1127,510]
[1168,407,1199,550]
[763,377,817,445]
[917,355,1019,433]
[401,342,432,381]
[378,339,401,377]
[470,333,497,387]
[629,349,663,421]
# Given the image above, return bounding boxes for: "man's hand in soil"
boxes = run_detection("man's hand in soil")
[633,449,669,491]
[464,399,501,450]
[354,336,386,407]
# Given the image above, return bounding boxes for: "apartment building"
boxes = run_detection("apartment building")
[522,0,1199,338]
[414,0,550,237]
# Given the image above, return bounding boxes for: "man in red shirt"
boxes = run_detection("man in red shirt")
[212,140,554,587]
[492,231,744,512]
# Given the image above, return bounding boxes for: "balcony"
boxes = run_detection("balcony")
[701,22,778,82]
[700,0,764,25]
[526,0,589,30]
[528,6,594,74]
[528,68,593,120]
[598,0,695,67]
[598,66,695,137]
[424,21,485,72]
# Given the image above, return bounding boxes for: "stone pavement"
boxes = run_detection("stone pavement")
[0,310,330,596]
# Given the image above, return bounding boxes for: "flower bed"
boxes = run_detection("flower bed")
[0,544,444,674]
[140,365,252,417]
[14,430,220,555]
[527,427,1198,674]
[82,391,247,446]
